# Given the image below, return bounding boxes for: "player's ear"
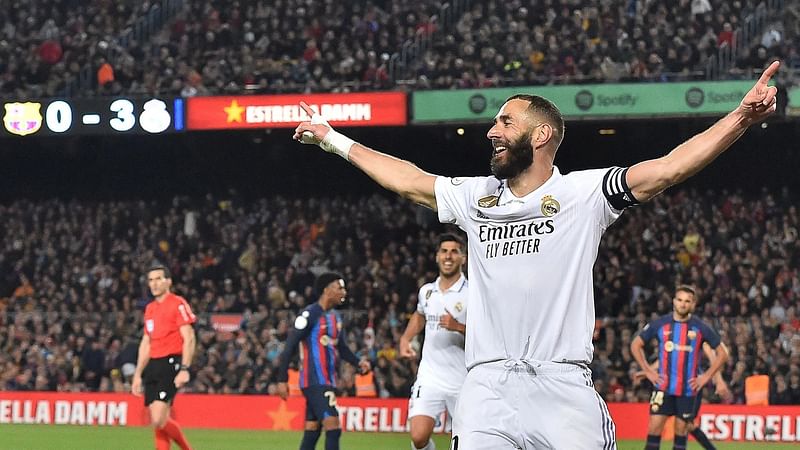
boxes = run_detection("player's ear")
[533,123,553,148]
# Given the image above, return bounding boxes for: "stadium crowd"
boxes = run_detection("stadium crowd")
[1,186,799,406]
[411,0,798,88]
[0,0,797,97]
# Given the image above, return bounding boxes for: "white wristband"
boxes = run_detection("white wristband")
[320,130,356,161]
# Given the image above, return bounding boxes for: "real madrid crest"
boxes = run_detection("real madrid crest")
[478,195,499,208]
[541,195,560,217]
[454,302,463,313]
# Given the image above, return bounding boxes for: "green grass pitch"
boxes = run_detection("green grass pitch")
[0,425,793,449]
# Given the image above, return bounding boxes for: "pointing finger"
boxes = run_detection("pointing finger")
[757,60,780,86]
[299,101,315,117]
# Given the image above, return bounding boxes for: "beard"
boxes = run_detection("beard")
[490,131,534,179]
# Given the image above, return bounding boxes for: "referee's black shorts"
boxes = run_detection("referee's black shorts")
[143,354,182,406]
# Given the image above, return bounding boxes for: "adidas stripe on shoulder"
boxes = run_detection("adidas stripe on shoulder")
[602,167,639,210]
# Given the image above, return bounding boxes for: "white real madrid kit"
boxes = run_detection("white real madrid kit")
[408,275,468,424]
[435,167,633,449]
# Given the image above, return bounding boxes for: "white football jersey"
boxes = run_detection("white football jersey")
[415,274,468,393]
[434,166,628,369]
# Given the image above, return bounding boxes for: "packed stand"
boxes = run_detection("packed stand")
[0,187,799,405]
[408,0,798,89]
[121,0,800,93]
[3,0,798,98]
[91,0,439,96]
[0,0,161,99]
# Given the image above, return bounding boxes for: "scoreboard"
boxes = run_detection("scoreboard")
[0,92,409,138]
[1,97,184,137]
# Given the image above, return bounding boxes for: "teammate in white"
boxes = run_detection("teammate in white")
[399,233,468,450]
[292,61,780,449]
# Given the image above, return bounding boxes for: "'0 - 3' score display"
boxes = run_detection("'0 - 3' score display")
[2,98,184,137]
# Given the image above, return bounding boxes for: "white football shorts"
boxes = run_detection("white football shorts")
[408,381,458,427]
[451,360,616,450]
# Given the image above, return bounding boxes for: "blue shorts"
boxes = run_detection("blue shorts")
[649,390,699,421]
[302,385,339,422]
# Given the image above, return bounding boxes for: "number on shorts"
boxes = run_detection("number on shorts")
[450,435,459,450]
[324,391,338,407]
[650,390,664,407]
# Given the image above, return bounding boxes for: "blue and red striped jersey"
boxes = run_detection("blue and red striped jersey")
[277,303,359,388]
[637,314,721,397]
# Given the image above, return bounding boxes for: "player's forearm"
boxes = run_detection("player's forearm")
[705,343,728,384]
[629,111,750,201]
[665,111,749,178]
[630,340,650,371]
[276,335,300,381]
[347,144,437,208]
[134,339,150,376]
[400,314,426,343]
[338,337,361,367]
[705,348,730,380]
[181,330,195,366]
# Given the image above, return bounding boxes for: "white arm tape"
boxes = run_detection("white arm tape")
[320,129,356,161]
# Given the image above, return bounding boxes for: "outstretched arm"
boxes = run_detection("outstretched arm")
[293,102,437,209]
[626,61,780,202]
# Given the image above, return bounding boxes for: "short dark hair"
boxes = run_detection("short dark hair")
[506,94,565,148]
[438,233,464,251]
[314,272,344,297]
[147,263,171,279]
[675,285,696,297]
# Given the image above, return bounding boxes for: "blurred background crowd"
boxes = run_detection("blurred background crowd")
[0,0,797,97]
[0,0,798,408]
[1,186,798,405]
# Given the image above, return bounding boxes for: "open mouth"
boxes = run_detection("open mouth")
[493,145,508,156]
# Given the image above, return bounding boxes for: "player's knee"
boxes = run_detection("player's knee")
[151,417,167,429]
[149,407,169,429]
[411,429,431,449]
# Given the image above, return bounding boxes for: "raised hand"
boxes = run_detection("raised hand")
[292,101,355,159]
[292,101,331,144]
[738,60,780,123]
